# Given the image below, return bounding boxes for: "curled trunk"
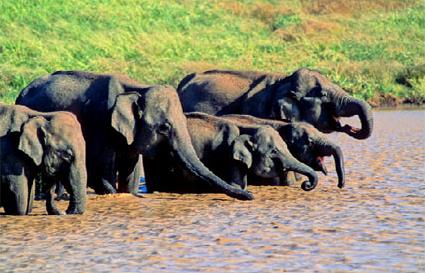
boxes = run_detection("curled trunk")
[317,141,345,188]
[335,97,373,140]
[282,155,319,191]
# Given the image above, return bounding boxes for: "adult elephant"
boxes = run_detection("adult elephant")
[0,104,86,215]
[177,68,373,139]
[15,71,252,200]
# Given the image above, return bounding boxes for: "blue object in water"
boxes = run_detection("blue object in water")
[138,177,147,193]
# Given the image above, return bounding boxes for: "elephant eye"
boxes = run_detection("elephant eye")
[57,150,73,161]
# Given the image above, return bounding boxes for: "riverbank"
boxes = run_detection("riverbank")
[0,0,424,105]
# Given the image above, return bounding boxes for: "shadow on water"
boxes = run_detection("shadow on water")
[1,110,425,272]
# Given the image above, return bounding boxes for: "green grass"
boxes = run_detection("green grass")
[1,0,424,105]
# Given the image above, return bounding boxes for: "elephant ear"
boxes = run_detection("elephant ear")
[211,123,239,150]
[107,76,126,110]
[18,116,47,166]
[0,108,28,137]
[291,68,318,96]
[274,97,301,121]
[231,135,253,168]
[111,92,142,145]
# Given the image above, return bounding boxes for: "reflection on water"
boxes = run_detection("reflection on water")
[1,110,425,272]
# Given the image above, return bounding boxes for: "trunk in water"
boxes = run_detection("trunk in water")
[336,97,373,140]
[283,156,319,191]
[171,134,254,200]
[318,141,345,188]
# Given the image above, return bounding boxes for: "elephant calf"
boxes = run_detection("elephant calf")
[145,112,318,193]
[221,114,345,188]
[0,104,87,215]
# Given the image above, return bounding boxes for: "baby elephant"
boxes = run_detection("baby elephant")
[221,114,345,188]
[0,104,87,215]
[144,112,318,193]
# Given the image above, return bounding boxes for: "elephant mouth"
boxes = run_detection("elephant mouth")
[315,157,328,175]
[333,117,362,136]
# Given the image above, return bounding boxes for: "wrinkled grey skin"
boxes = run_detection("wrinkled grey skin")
[145,112,318,193]
[221,114,345,189]
[178,68,373,140]
[16,71,252,200]
[0,104,87,215]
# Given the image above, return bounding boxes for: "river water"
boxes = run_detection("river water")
[1,110,424,272]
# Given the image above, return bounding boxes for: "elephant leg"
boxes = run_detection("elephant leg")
[54,182,69,201]
[143,157,177,192]
[227,164,248,190]
[27,178,35,214]
[34,174,46,200]
[2,176,29,215]
[143,158,162,193]
[45,180,64,215]
[86,139,117,195]
[116,151,142,194]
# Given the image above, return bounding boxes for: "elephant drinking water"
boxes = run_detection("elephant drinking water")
[16,71,253,200]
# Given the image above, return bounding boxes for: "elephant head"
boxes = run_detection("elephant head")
[274,68,373,139]
[279,122,345,188]
[110,86,253,200]
[231,127,319,191]
[18,113,87,214]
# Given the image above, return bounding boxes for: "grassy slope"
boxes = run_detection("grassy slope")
[0,0,424,105]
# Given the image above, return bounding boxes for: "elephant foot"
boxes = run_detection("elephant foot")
[95,187,117,195]
[47,207,65,215]
[117,181,139,194]
[93,182,117,195]
[66,206,84,215]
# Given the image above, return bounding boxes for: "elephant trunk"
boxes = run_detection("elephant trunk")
[335,96,373,140]
[171,131,254,200]
[64,156,87,214]
[317,141,345,188]
[284,157,319,191]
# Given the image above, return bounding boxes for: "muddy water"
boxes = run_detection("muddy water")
[1,110,425,272]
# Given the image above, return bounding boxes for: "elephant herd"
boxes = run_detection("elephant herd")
[0,68,373,215]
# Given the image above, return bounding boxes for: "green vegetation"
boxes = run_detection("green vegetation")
[1,0,424,105]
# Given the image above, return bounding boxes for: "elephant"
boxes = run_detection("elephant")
[220,114,345,188]
[16,71,253,200]
[177,68,373,140]
[0,104,87,215]
[145,112,318,193]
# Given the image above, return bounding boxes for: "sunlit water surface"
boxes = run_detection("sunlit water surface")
[1,110,424,272]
